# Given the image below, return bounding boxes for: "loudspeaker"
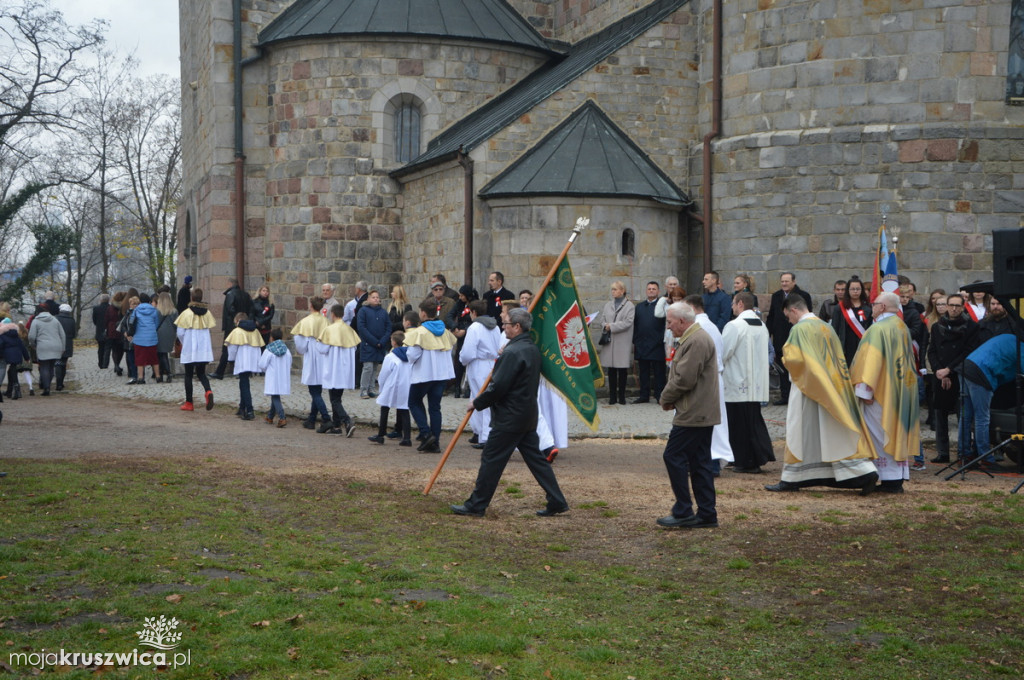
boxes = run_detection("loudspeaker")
[993,229,1024,298]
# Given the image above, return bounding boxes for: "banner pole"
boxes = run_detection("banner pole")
[422,217,590,495]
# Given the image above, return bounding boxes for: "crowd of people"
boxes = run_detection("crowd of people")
[4,268,1019,528]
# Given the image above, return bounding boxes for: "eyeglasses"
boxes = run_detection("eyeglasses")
[947,303,963,308]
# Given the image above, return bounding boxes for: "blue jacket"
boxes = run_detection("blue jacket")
[964,333,1024,391]
[702,288,731,332]
[130,303,161,347]
[356,304,391,363]
[0,324,29,365]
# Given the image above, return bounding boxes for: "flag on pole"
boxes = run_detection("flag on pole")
[871,222,899,300]
[530,255,604,431]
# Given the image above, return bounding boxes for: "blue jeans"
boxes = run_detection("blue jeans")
[307,385,330,422]
[268,394,285,420]
[962,378,995,462]
[409,379,446,440]
[238,372,252,412]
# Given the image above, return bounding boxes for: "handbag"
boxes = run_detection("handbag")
[599,329,612,346]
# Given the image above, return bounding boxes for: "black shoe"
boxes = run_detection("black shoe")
[631,398,650,404]
[471,442,484,449]
[764,481,799,492]
[303,420,316,430]
[42,389,50,396]
[114,368,123,376]
[126,378,139,385]
[930,455,950,464]
[657,514,718,528]
[55,385,63,391]
[469,434,479,444]
[876,484,904,494]
[416,433,427,442]
[318,422,337,434]
[732,466,763,474]
[399,439,412,447]
[859,476,877,496]
[450,504,484,517]
[210,374,224,380]
[536,505,569,517]
[367,435,385,444]
[417,435,437,452]
[386,431,401,439]
[772,398,788,406]
[420,441,441,453]
[242,412,255,421]
[344,422,356,438]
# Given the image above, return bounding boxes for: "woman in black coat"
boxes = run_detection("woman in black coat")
[253,285,275,345]
[830,275,872,367]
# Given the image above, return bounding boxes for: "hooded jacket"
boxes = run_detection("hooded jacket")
[0,323,30,365]
[56,310,77,357]
[129,302,161,347]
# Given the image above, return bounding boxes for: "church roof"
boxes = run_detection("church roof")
[393,0,690,177]
[257,0,556,55]
[478,101,689,206]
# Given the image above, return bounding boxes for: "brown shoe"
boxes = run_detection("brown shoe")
[276,418,287,428]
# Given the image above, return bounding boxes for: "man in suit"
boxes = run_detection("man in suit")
[632,281,666,404]
[482,271,515,329]
[91,294,112,369]
[766,272,812,405]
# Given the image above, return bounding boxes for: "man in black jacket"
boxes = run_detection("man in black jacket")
[765,272,812,405]
[176,276,193,313]
[633,281,666,403]
[91,294,111,369]
[212,278,253,379]
[928,293,978,463]
[482,271,514,329]
[451,307,568,518]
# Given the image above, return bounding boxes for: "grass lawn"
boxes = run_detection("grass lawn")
[1,457,1022,679]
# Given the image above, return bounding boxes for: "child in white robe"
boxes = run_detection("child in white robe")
[368,331,412,445]
[225,312,264,420]
[316,303,359,436]
[258,327,292,427]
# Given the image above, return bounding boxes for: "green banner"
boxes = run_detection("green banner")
[530,255,604,431]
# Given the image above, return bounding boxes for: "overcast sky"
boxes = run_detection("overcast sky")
[50,0,180,78]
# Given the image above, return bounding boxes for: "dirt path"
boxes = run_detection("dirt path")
[2,393,1019,525]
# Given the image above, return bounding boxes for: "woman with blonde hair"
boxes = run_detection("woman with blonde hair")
[387,284,413,334]
[592,280,635,405]
[155,291,179,382]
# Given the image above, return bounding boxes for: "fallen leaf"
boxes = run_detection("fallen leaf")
[218,609,238,617]
[287,647,300,661]
[543,565,551,572]
[251,620,270,628]
[285,614,304,625]
[165,593,183,604]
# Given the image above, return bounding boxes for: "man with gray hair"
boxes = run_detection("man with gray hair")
[850,291,920,493]
[655,275,681,319]
[656,301,720,529]
[452,307,568,517]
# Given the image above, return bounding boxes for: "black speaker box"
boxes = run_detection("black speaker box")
[993,229,1024,298]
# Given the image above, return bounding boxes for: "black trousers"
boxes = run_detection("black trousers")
[462,429,567,514]
[97,340,111,369]
[607,367,627,403]
[774,343,791,400]
[183,362,212,402]
[110,340,125,372]
[636,359,666,401]
[663,425,716,522]
[328,388,351,427]
[38,359,56,392]
[377,406,410,440]
[214,344,231,377]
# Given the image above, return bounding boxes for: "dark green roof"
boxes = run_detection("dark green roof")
[258,0,556,54]
[393,0,690,176]
[478,101,689,206]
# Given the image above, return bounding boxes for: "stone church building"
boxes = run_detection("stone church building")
[178,0,1022,328]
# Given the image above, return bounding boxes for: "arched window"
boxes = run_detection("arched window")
[394,101,421,164]
[621,228,635,258]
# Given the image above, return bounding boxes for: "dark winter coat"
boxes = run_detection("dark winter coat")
[356,304,391,363]
[0,324,29,365]
[92,302,109,342]
[766,286,812,350]
[221,285,253,332]
[472,331,540,433]
[56,311,77,358]
[633,298,666,361]
[927,313,977,412]
[252,296,275,339]
[157,312,179,353]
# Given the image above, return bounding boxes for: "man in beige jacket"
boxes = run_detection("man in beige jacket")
[657,301,721,529]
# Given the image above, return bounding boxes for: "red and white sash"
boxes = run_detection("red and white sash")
[839,301,867,339]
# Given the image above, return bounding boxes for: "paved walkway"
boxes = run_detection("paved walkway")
[58,359,790,441]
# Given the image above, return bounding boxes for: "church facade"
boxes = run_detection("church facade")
[178,0,1022,328]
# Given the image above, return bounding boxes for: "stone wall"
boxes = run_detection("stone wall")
[400,162,469,296]
[691,0,1023,301]
[510,0,657,43]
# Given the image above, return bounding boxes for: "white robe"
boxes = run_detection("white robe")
[176,327,213,364]
[855,383,910,482]
[695,313,734,463]
[376,351,411,410]
[317,343,356,390]
[227,344,262,374]
[721,309,770,403]
[537,380,569,450]
[406,345,455,384]
[460,320,501,441]
[293,334,326,386]
[258,348,292,396]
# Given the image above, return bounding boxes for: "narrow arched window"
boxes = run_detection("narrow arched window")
[621,228,635,258]
[394,103,421,163]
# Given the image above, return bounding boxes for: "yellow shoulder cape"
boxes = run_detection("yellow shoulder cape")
[783,316,874,461]
[318,320,359,348]
[849,316,920,462]
[404,325,456,351]
[292,312,327,338]
[174,306,216,330]
[225,327,265,347]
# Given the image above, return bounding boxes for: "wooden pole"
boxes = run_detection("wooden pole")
[422,217,590,495]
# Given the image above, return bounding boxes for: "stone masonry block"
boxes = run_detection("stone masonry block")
[925,139,958,161]
[898,139,927,162]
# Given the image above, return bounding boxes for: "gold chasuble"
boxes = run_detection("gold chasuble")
[224,327,264,347]
[849,315,920,462]
[782,315,874,463]
[292,312,327,339]
[404,325,456,351]
[175,305,217,330]
[318,320,360,348]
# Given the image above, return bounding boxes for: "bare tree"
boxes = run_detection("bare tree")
[111,74,181,291]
